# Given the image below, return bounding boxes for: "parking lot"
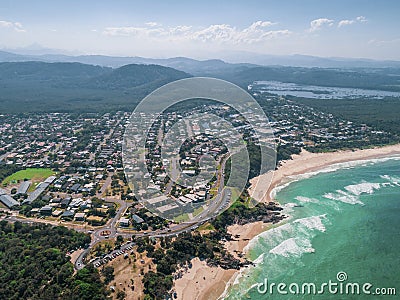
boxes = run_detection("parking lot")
[91,242,135,268]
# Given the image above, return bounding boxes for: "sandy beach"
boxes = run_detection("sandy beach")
[173,143,400,300]
[174,258,236,300]
[263,143,400,202]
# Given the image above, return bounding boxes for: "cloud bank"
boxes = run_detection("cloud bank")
[103,21,291,44]
[0,20,25,32]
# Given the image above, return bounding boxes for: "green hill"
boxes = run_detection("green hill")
[0,61,191,113]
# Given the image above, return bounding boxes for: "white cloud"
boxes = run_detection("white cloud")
[103,21,290,45]
[0,20,26,32]
[145,22,159,27]
[368,38,400,46]
[0,20,13,27]
[338,16,368,27]
[356,16,367,23]
[338,20,355,27]
[190,24,236,42]
[309,18,334,32]
[103,25,170,37]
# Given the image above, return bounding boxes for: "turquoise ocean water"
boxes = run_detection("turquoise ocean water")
[223,157,400,299]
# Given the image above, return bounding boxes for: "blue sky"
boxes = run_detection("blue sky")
[0,0,399,60]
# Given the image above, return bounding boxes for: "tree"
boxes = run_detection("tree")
[116,235,124,243]
[101,266,115,284]
[0,222,108,300]
[116,290,126,300]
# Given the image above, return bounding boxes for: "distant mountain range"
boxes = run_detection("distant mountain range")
[220,51,400,69]
[1,49,400,71]
[0,50,255,76]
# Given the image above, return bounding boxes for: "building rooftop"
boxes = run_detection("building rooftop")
[61,210,74,218]
[74,212,86,219]
[131,214,144,223]
[17,181,31,194]
[0,194,19,208]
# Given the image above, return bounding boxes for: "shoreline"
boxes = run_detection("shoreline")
[173,143,400,300]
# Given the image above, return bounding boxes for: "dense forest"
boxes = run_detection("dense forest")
[0,164,21,183]
[0,221,108,300]
[0,62,190,113]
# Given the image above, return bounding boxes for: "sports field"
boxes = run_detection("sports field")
[2,168,55,186]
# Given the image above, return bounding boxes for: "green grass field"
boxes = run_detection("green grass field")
[193,206,204,216]
[174,213,189,223]
[197,222,215,231]
[2,168,55,187]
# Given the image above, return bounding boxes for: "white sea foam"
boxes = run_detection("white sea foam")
[294,215,327,232]
[278,202,298,216]
[243,223,292,253]
[282,202,297,212]
[381,175,400,186]
[295,196,319,203]
[253,253,265,265]
[344,182,381,195]
[285,159,373,182]
[323,190,364,205]
[269,237,315,257]
[218,269,246,300]
[270,181,294,199]
[271,156,400,200]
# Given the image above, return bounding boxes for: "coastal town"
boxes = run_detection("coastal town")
[0,93,398,299]
[0,92,394,224]
[1,1,399,299]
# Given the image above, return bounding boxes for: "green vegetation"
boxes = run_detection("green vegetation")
[291,97,400,135]
[277,143,301,161]
[198,222,215,231]
[193,206,204,216]
[0,61,190,113]
[173,213,189,223]
[227,187,241,204]
[101,266,115,285]
[223,66,400,92]
[2,168,55,186]
[0,221,109,300]
[212,197,284,231]
[0,164,21,183]
[143,271,174,300]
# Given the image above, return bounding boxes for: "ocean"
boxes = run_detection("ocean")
[223,157,400,299]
